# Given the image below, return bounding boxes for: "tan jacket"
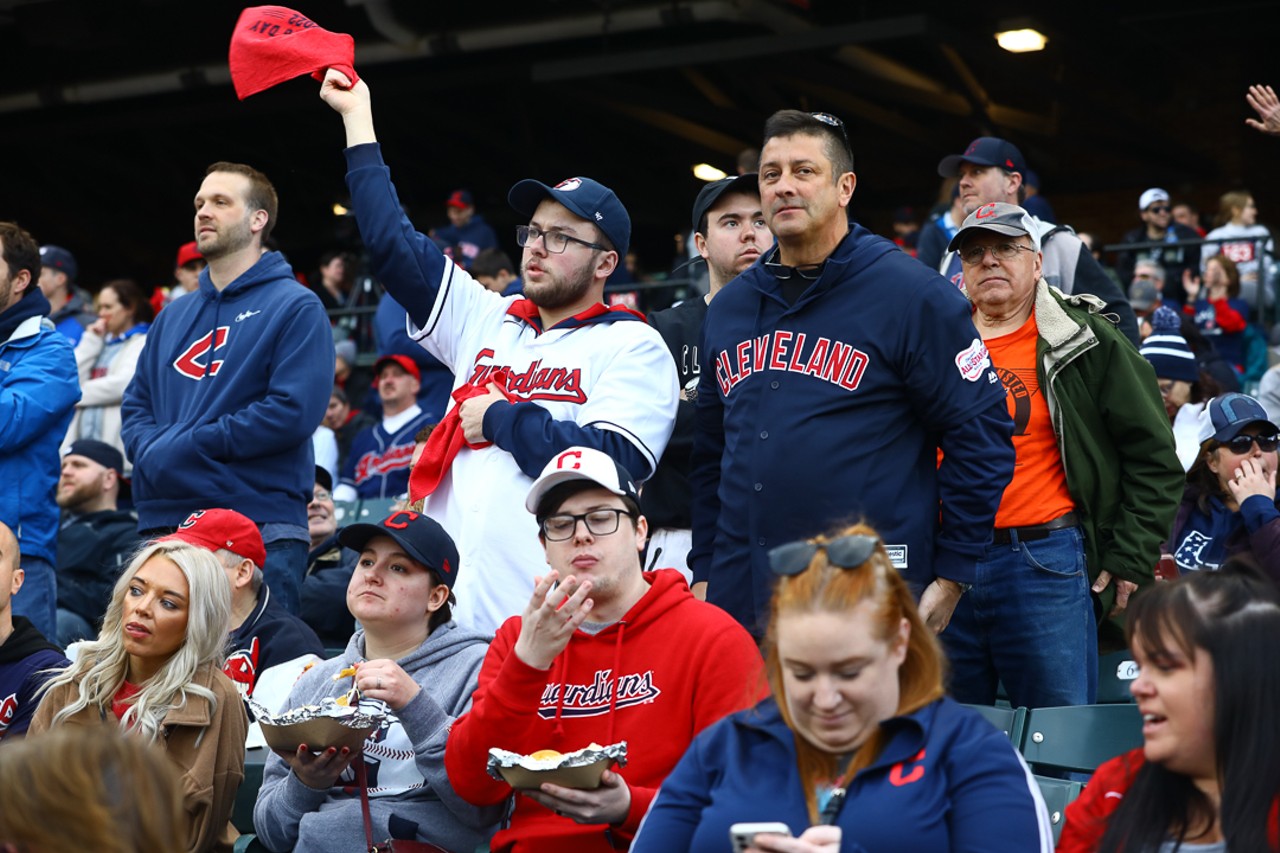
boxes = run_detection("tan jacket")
[29,662,248,853]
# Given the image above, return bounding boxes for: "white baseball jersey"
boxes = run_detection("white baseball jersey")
[410,260,679,633]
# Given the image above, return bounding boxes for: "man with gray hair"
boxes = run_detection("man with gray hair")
[941,202,1181,708]
[163,509,323,701]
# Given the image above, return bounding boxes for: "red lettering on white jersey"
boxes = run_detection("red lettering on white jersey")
[467,355,588,404]
[354,443,417,484]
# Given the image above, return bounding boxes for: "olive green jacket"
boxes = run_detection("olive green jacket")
[1033,281,1183,615]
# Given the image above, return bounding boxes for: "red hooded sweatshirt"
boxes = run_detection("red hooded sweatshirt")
[445,569,765,852]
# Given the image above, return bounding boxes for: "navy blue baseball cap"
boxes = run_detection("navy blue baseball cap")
[39,245,77,280]
[339,510,461,586]
[937,137,1028,179]
[508,177,630,258]
[1198,394,1280,445]
[1198,393,1280,445]
[691,173,760,234]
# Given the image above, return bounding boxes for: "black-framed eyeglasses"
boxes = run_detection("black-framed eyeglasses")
[1219,432,1280,455]
[540,508,631,541]
[516,225,608,254]
[959,242,1036,266]
[1147,205,1171,214]
[810,111,853,164]
[768,534,881,577]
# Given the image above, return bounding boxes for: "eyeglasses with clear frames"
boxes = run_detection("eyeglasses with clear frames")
[516,225,609,254]
[540,508,631,541]
[311,489,332,503]
[959,242,1036,266]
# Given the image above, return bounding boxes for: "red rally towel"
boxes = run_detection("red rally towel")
[229,6,359,100]
[410,369,514,500]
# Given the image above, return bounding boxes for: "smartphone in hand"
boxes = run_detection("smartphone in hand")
[730,821,793,852]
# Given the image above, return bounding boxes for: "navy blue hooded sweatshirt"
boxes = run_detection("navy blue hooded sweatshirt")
[120,252,335,530]
[690,225,1015,635]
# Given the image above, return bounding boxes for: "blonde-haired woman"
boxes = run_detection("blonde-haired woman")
[0,726,186,853]
[29,540,246,853]
[633,523,1051,853]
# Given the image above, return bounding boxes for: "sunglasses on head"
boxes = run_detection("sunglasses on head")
[768,534,881,576]
[1220,432,1280,454]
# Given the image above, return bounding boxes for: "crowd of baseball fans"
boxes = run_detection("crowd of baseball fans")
[1,76,1279,853]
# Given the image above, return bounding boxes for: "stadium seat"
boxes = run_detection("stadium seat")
[234,835,270,853]
[1034,775,1083,844]
[232,747,268,834]
[1096,650,1139,704]
[1020,704,1143,773]
[962,703,1027,745]
[354,497,402,521]
[333,499,359,525]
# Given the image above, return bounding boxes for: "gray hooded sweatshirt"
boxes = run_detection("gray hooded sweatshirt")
[252,622,503,852]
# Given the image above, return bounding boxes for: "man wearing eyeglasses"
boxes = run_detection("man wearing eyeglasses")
[943,202,1182,709]
[318,71,678,635]
[933,137,1139,345]
[1116,188,1202,305]
[690,110,1016,640]
[445,446,763,853]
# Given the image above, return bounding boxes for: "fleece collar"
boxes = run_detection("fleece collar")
[504,298,645,334]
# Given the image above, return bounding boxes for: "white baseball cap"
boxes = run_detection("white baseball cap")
[525,447,640,514]
[1139,188,1170,211]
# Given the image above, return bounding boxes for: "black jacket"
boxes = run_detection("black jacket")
[55,508,141,627]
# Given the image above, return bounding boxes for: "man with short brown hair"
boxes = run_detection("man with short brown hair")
[121,163,335,616]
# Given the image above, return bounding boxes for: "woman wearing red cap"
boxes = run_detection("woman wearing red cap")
[28,540,247,853]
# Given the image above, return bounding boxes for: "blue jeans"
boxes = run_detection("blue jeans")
[942,525,1097,708]
[262,538,308,616]
[57,608,96,648]
[11,555,57,641]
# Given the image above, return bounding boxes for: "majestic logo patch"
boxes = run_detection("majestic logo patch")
[955,338,992,382]
[884,545,908,569]
[173,326,230,380]
[537,668,661,719]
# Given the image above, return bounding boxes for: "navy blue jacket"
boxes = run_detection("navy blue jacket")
[0,617,69,739]
[55,508,141,627]
[120,253,335,530]
[632,697,1050,853]
[432,215,499,269]
[690,226,1015,633]
[224,585,324,701]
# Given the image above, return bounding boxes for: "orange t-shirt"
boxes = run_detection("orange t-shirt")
[986,314,1075,528]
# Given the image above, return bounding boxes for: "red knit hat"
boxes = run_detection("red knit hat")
[229,6,359,101]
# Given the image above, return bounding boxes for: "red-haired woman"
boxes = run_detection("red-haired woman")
[632,523,1051,853]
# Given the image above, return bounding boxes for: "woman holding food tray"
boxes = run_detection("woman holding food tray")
[252,511,502,853]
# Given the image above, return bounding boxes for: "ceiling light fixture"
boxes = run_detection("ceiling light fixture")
[995,28,1047,53]
[692,163,728,182]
